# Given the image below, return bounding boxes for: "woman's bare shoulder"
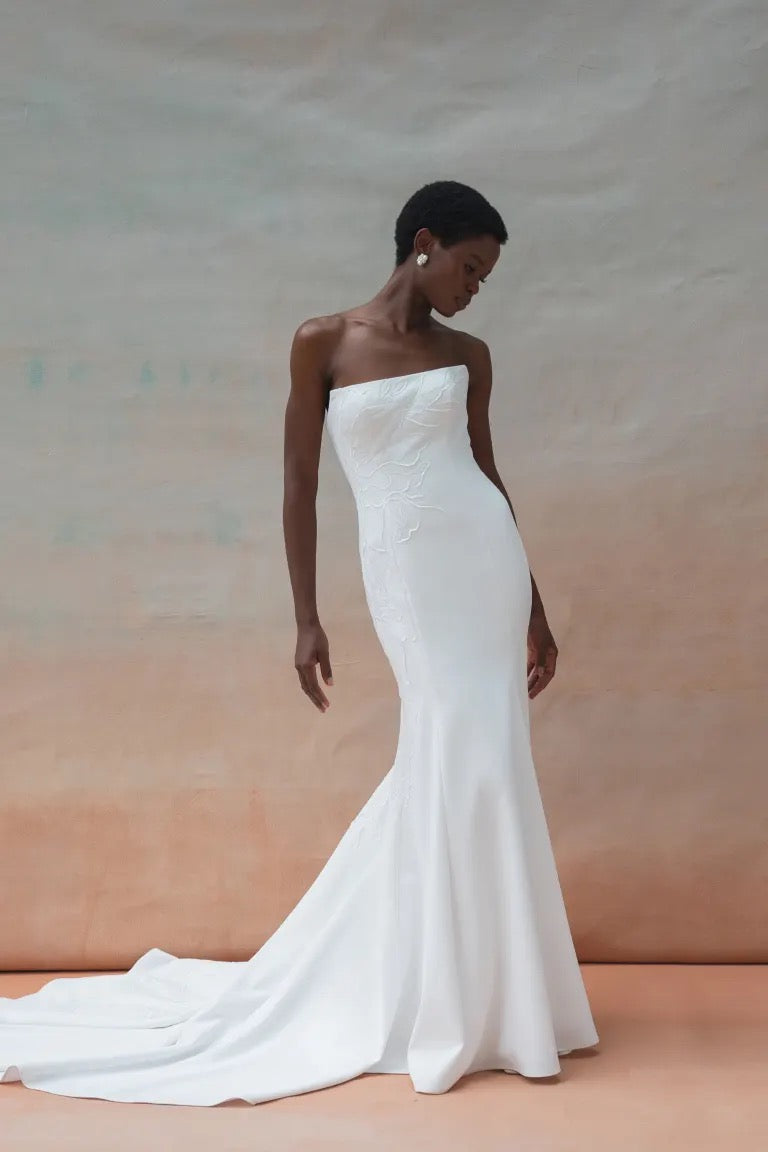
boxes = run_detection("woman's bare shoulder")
[290,313,347,374]
[429,322,491,371]
[292,309,378,382]
[292,311,346,344]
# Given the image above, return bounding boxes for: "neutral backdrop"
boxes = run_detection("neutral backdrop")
[1,0,766,969]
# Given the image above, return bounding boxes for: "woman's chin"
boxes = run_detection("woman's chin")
[435,300,461,318]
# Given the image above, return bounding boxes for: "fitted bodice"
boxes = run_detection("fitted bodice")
[324,363,473,521]
[323,361,525,694]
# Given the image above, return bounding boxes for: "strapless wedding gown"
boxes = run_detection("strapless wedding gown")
[0,363,598,1106]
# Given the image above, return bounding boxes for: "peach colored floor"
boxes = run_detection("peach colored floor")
[1,965,765,1151]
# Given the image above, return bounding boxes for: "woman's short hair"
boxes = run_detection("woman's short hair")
[394,180,508,267]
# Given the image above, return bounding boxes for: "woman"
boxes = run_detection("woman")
[0,181,598,1107]
[281,179,599,1092]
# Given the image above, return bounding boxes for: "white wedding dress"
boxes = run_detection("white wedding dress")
[0,363,599,1106]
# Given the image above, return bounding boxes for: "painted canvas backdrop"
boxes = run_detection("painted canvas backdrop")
[1,0,766,968]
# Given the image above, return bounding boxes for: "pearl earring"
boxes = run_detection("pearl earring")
[416,253,428,266]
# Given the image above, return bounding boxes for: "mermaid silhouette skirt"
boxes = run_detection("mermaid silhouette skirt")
[0,364,598,1105]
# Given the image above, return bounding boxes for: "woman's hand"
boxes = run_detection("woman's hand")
[295,622,334,712]
[527,610,558,699]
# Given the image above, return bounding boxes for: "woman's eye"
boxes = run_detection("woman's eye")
[465,263,487,284]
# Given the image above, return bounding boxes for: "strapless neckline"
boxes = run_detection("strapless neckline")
[328,362,468,401]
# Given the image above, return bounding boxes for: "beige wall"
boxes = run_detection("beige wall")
[1,0,766,969]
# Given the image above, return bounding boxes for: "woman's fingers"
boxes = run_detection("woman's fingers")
[528,654,556,699]
[298,662,330,712]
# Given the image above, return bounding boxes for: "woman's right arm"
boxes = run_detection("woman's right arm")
[282,318,337,712]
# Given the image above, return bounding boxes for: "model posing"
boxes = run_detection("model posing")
[0,181,598,1106]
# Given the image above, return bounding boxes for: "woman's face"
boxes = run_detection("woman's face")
[415,231,501,317]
